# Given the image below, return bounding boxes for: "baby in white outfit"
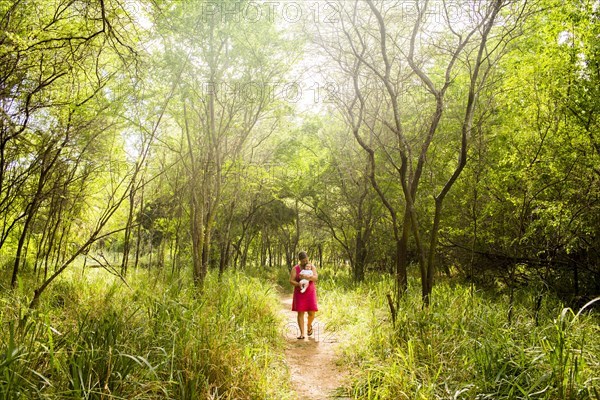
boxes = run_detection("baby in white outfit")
[299,264,314,293]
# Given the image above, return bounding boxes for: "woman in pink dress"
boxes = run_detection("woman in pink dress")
[289,251,318,339]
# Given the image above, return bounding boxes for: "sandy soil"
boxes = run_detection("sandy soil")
[279,294,351,400]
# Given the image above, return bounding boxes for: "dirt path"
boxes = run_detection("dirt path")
[279,294,350,400]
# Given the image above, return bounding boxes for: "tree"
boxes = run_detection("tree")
[313,0,531,305]
[444,0,600,303]
[0,0,144,289]
[141,0,297,285]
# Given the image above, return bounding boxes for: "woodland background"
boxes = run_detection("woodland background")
[1,0,599,398]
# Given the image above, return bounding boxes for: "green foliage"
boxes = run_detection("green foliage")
[0,269,292,399]
[318,271,600,399]
[440,0,600,300]
[2,0,600,397]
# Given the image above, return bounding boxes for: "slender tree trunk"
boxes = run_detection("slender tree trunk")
[50,219,67,276]
[13,133,71,287]
[260,233,266,267]
[218,202,235,275]
[12,198,42,286]
[397,212,410,303]
[293,199,300,255]
[268,236,273,268]
[354,232,365,282]
[134,179,144,270]
[241,235,253,269]
[201,230,210,275]
[190,194,204,284]
[34,215,51,276]
[184,101,206,286]
[121,170,138,276]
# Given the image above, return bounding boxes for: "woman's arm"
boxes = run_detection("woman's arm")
[289,267,300,287]
[307,265,318,282]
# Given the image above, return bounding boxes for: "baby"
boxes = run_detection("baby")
[298,263,314,293]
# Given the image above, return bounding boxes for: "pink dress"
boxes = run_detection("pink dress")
[291,264,318,312]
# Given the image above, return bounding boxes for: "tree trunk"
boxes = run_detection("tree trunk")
[133,181,144,270]
[183,100,208,287]
[397,214,410,304]
[353,232,366,282]
[12,144,59,287]
[268,240,273,268]
[260,233,267,267]
[121,171,138,276]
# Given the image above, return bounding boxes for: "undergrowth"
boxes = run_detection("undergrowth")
[317,267,600,400]
[4,261,598,400]
[0,268,293,399]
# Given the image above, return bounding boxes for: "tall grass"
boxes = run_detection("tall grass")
[317,268,600,400]
[4,262,597,399]
[0,268,293,399]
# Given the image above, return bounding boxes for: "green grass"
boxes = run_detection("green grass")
[0,268,294,399]
[3,262,599,400]
[317,269,600,400]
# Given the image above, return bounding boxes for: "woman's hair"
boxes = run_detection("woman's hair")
[298,251,308,260]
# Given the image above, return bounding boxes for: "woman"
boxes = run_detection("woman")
[290,251,318,339]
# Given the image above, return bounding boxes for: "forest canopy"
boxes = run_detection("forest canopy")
[1,0,599,308]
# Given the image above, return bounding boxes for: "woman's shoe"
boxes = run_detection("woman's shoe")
[297,336,305,340]
[307,326,313,336]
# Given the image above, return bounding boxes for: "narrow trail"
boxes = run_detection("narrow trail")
[279,294,350,400]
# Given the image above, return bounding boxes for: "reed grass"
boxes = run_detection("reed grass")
[317,268,600,400]
[0,268,293,399]
[3,262,598,399]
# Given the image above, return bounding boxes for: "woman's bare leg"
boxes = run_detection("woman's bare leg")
[297,312,305,337]
[307,311,316,335]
